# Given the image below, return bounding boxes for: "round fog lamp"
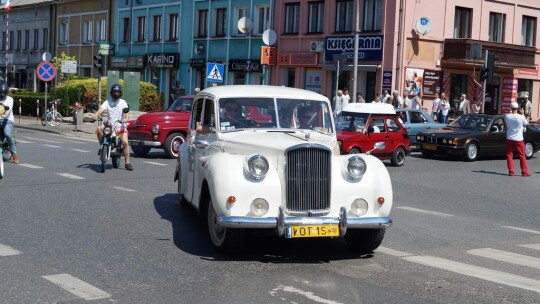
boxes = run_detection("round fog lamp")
[351,198,368,216]
[250,198,269,216]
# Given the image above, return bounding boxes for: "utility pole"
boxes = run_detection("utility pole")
[352,0,360,102]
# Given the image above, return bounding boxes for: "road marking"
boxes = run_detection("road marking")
[519,244,540,251]
[44,144,61,148]
[0,244,22,256]
[113,186,136,192]
[502,226,540,235]
[22,136,64,144]
[396,206,454,217]
[467,248,540,270]
[270,285,343,304]
[377,246,413,257]
[19,164,43,169]
[56,173,85,180]
[70,149,90,153]
[42,273,110,300]
[14,139,33,144]
[143,161,168,166]
[404,255,540,293]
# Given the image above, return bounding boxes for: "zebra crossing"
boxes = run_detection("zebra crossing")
[380,239,540,293]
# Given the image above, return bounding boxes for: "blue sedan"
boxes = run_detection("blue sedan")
[396,109,447,150]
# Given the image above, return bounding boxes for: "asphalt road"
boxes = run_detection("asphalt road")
[0,128,539,303]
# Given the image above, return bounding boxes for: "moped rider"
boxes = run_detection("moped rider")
[0,82,19,164]
[91,84,133,171]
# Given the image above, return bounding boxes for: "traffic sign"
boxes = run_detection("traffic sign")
[36,62,57,82]
[207,62,224,83]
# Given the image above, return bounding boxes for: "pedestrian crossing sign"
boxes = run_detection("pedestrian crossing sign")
[207,62,224,83]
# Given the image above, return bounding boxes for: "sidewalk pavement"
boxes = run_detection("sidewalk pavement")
[14,111,145,140]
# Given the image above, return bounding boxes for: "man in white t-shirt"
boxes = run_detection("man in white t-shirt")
[381,89,391,104]
[92,84,133,171]
[411,92,423,110]
[431,93,441,120]
[342,88,351,105]
[0,82,19,164]
[504,102,531,176]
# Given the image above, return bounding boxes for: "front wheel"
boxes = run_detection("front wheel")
[525,142,534,159]
[100,145,107,173]
[345,229,385,254]
[391,147,406,167]
[207,199,245,254]
[131,146,151,156]
[348,147,361,154]
[164,133,186,159]
[464,142,478,162]
[112,156,121,168]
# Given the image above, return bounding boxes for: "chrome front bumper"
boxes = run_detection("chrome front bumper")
[217,207,392,237]
[129,140,162,147]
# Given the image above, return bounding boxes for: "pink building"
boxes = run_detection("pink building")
[271,0,540,119]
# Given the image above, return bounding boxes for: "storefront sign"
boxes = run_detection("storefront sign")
[422,70,442,95]
[517,64,539,76]
[324,35,384,62]
[305,68,322,93]
[229,60,261,72]
[261,46,277,65]
[382,71,392,91]
[145,53,179,69]
[110,56,144,69]
[501,76,518,113]
[278,53,318,65]
[190,58,206,68]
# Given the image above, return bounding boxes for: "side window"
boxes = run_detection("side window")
[191,98,204,130]
[387,118,400,132]
[419,112,429,123]
[399,112,408,123]
[369,118,385,133]
[492,117,504,132]
[202,99,215,128]
[410,112,422,123]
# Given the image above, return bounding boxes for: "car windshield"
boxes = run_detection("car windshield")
[218,97,334,133]
[335,111,368,132]
[448,115,492,131]
[168,98,193,112]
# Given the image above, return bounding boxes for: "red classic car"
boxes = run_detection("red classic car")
[128,95,194,158]
[336,103,411,167]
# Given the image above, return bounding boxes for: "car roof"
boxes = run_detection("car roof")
[199,85,329,101]
[342,103,396,114]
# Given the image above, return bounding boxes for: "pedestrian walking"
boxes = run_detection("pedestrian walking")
[504,102,531,177]
[439,95,450,123]
[458,94,470,115]
[522,95,532,121]
[356,92,365,103]
[333,90,344,115]
[432,93,441,120]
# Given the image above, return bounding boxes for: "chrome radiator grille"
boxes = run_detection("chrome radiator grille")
[285,146,331,214]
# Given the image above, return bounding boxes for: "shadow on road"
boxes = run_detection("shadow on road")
[153,193,373,263]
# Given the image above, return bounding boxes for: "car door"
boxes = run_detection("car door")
[366,116,396,157]
[488,117,507,156]
[406,110,431,138]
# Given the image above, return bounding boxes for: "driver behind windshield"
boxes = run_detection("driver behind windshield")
[297,106,318,129]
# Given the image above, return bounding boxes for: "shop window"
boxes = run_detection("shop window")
[454,7,471,38]
[522,16,536,47]
[308,1,324,34]
[335,0,353,32]
[450,74,468,110]
[284,3,300,34]
[233,72,246,85]
[489,12,505,43]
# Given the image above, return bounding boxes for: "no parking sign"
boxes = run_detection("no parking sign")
[36,62,57,82]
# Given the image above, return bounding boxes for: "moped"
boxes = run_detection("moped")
[94,104,130,173]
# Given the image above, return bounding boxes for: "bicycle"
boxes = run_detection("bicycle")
[41,99,63,127]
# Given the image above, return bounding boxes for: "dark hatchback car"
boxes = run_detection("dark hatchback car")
[128,95,194,158]
[416,114,540,161]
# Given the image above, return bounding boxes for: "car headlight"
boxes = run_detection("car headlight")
[351,198,369,216]
[417,135,424,141]
[346,156,366,179]
[245,154,269,180]
[442,138,448,144]
[103,126,112,136]
[151,124,159,134]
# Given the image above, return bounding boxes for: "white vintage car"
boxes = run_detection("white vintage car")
[174,85,393,254]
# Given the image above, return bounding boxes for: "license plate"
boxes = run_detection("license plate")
[423,143,437,151]
[286,224,340,238]
[129,141,144,146]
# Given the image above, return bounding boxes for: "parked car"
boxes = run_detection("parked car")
[174,85,393,254]
[395,108,446,150]
[416,114,540,161]
[128,95,194,158]
[336,103,410,167]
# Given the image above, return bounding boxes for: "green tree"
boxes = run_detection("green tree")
[51,52,77,82]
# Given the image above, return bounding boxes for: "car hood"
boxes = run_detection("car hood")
[131,111,189,126]
[217,131,339,156]
[419,127,476,137]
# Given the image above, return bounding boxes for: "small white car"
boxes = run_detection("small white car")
[174,85,393,254]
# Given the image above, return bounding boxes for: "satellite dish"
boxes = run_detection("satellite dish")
[416,17,432,35]
[262,29,277,46]
[238,17,253,34]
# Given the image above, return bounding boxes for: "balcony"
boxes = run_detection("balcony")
[442,39,536,69]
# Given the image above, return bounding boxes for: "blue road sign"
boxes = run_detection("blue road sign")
[206,62,224,83]
[36,62,57,82]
